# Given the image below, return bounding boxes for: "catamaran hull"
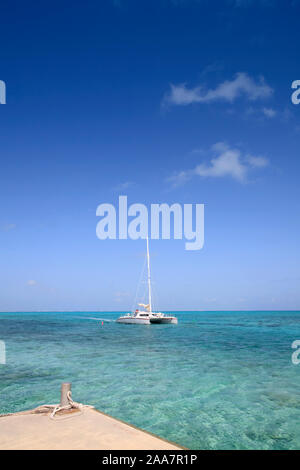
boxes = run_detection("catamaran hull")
[116,317,150,325]
[150,317,178,324]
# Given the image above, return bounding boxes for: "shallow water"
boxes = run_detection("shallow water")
[0,311,300,449]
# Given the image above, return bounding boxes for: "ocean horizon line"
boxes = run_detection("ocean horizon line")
[1,309,300,314]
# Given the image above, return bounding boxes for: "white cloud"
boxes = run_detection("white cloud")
[246,155,269,167]
[194,148,247,182]
[113,181,134,191]
[247,106,278,119]
[262,107,277,118]
[27,280,37,286]
[168,143,269,185]
[168,170,191,186]
[163,72,273,107]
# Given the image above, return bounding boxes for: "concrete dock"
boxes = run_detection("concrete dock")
[0,408,182,450]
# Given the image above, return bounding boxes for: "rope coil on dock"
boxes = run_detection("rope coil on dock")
[1,390,94,421]
[33,391,94,420]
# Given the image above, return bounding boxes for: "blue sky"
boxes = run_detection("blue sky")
[1,0,300,311]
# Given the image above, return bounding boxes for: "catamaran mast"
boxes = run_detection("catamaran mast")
[146,235,152,313]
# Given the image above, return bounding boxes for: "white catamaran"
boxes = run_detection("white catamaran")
[117,238,178,325]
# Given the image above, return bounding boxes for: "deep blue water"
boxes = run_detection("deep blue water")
[0,311,300,449]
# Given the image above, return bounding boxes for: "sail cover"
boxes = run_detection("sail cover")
[138,303,150,312]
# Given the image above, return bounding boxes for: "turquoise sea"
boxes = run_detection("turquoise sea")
[0,311,300,449]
